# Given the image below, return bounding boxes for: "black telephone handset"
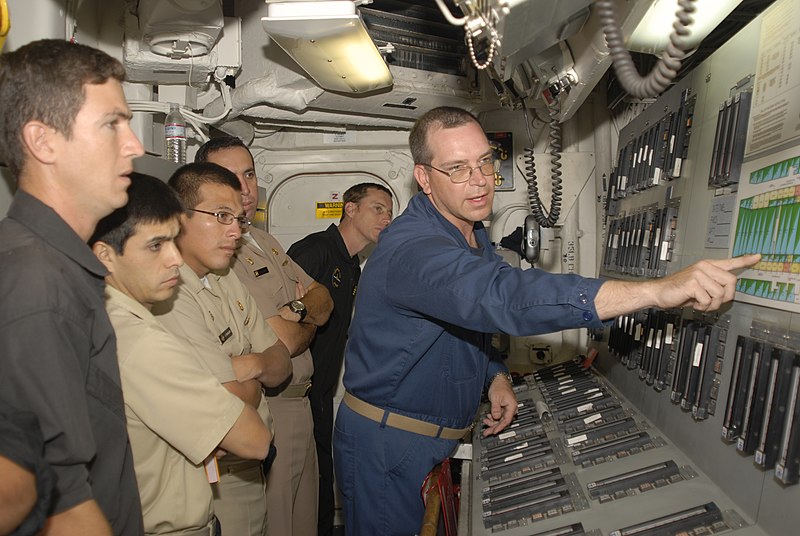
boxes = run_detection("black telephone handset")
[524,214,540,264]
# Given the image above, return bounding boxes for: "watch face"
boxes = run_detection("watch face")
[291,300,305,313]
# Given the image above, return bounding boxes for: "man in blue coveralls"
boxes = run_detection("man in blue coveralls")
[333,106,760,535]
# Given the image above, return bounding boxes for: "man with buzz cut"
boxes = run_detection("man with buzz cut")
[90,173,272,536]
[154,162,292,536]
[196,137,333,536]
[287,181,393,536]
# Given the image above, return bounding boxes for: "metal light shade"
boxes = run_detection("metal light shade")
[261,1,393,94]
[626,0,744,55]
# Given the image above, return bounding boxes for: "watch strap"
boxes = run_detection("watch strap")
[288,300,307,322]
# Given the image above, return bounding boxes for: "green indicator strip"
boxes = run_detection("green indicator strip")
[737,278,799,303]
[793,203,800,255]
[750,155,800,184]
[733,206,753,256]
[733,194,800,257]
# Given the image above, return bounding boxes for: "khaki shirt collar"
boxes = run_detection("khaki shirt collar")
[177,264,229,298]
[105,285,152,321]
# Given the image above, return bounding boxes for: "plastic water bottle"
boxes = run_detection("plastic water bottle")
[165,103,186,164]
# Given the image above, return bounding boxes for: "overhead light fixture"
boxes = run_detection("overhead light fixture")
[626,0,744,55]
[261,0,393,94]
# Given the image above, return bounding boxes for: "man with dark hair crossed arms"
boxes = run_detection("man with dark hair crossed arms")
[91,173,271,536]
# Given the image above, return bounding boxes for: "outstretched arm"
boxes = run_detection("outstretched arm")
[594,254,761,320]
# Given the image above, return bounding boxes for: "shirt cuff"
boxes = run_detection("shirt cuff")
[569,277,609,328]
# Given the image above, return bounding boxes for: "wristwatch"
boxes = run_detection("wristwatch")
[287,299,307,322]
[490,371,513,386]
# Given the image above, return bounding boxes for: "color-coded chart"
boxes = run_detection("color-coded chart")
[736,278,797,303]
[731,148,800,312]
[749,155,800,184]
[732,187,800,257]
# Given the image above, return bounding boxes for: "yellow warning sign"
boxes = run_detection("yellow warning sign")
[316,201,343,219]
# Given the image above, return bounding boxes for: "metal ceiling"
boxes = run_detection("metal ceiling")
[360,0,779,111]
[219,0,779,114]
[360,0,469,76]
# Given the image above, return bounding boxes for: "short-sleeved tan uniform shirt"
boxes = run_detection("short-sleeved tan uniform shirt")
[153,264,276,435]
[106,286,244,534]
[232,228,320,536]
[232,227,314,386]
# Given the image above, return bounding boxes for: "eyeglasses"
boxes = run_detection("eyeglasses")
[423,159,500,184]
[188,208,251,228]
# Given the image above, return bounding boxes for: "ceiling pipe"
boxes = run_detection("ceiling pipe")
[202,73,414,130]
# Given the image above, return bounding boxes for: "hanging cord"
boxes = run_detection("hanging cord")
[546,105,563,225]
[522,101,563,228]
[434,0,498,70]
[595,0,697,98]
[466,27,498,70]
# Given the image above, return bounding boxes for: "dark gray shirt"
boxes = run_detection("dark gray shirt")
[0,191,143,535]
[0,399,55,536]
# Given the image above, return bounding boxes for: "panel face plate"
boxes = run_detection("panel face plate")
[463,364,757,536]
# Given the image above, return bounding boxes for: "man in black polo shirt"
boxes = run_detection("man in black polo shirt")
[287,182,393,536]
[0,40,145,535]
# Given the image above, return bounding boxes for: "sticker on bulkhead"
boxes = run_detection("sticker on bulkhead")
[316,201,343,219]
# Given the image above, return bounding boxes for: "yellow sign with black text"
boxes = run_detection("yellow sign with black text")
[316,201,343,219]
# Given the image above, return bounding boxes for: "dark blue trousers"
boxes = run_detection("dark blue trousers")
[333,403,458,536]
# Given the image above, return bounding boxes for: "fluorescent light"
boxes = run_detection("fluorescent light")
[261,1,393,93]
[627,0,744,55]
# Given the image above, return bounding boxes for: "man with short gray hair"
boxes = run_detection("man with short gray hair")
[334,105,760,534]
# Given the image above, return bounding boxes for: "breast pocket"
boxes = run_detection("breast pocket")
[85,360,125,421]
[86,312,125,419]
[441,326,482,383]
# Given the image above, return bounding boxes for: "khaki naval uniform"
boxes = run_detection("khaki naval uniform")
[106,286,244,535]
[232,227,318,536]
[154,264,277,536]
